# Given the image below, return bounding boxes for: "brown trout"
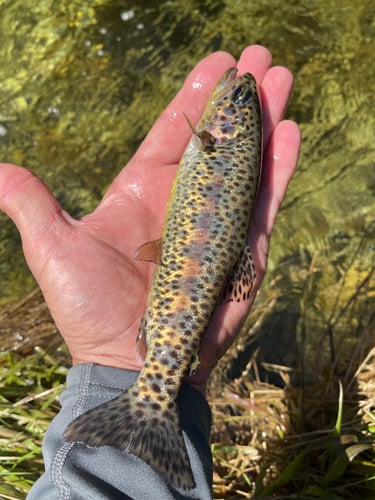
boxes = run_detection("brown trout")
[64,67,262,489]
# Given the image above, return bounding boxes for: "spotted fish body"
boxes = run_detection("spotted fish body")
[64,68,262,489]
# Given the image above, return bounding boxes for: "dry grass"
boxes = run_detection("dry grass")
[210,345,375,498]
[0,289,67,499]
[0,280,374,499]
[207,240,375,498]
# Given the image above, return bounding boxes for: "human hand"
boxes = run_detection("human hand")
[0,45,300,394]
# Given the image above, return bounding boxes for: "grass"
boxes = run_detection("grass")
[210,350,375,498]
[0,263,374,499]
[0,289,68,499]
[207,234,375,498]
[0,349,67,499]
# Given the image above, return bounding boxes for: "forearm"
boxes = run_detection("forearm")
[27,363,213,499]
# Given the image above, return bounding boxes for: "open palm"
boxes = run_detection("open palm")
[0,45,300,392]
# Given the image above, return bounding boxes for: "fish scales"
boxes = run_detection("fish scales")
[64,67,262,490]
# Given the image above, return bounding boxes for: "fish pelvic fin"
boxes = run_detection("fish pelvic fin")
[63,384,195,490]
[134,238,162,264]
[222,245,256,302]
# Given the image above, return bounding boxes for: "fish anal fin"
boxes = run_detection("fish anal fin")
[134,238,162,264]
[222,245,256,302]
[135,316,148,362]
[188,353,200,376]
[64,386,194,490]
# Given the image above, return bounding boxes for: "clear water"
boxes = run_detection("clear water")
[0,0,373,379]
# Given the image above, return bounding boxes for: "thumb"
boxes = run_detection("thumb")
[0,163,74,278]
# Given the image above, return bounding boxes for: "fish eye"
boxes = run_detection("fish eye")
[232,85,253,106]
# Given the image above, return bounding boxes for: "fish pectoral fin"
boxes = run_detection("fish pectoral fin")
[183,112,198,135]
[134,238,162,264]
[222,245,256,302]
[183,112,216,150]
[198,130,216,149]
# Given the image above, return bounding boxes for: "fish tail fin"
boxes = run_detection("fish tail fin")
[64,383,194,490]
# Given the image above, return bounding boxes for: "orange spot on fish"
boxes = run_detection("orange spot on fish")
[203,198,216,213]
[213,173,224,185]
[171,293,191,310]
[191,228,209,243]
[181,257,201,278]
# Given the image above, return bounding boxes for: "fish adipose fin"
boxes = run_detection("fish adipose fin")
[222,245,256,302]
[134,238,162,264]
[64,385,194,490]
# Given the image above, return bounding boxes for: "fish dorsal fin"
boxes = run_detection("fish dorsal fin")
[134,238,162,264]
[183,112,216,149]
[222,245,256,302]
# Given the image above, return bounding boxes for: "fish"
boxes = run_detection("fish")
[64,67,262,490]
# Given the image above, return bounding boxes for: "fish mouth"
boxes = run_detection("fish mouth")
[209,67,257,108]
[219,67,238,86]
[213,67,238,96]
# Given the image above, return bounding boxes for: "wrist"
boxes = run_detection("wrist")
[70,352,142,372]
